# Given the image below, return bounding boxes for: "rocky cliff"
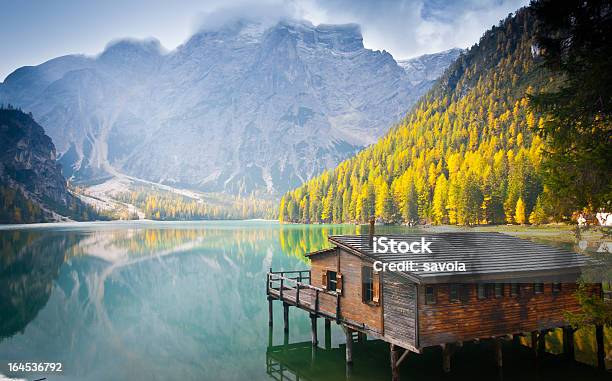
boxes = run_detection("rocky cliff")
[0,107,89,222]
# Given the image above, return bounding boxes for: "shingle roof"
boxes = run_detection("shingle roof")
[328,233,596,284]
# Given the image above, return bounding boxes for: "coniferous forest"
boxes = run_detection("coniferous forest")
[279,4,611,226]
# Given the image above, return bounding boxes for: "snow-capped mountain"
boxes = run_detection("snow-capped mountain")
[0,20,460,195]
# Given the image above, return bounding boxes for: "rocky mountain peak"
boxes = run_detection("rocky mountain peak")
[0,20,461,196]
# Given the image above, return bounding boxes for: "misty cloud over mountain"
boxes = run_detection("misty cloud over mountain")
[0,19,460,195]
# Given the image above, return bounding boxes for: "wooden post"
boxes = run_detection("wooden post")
[596,324,605,370]
[268,297,273,327]
[442,343,454,373]
[494,338,503,368]
[311,343,317,363]
[531,331,539,357]
[537,330,546,358]
[325,319,332,349]
[283,302,290,334]
[268,325,273,348]
[346,359,353,381]
[343,326,353,364]
[390,344,400,381]
[562,326,575,361]
[310,314,318,346]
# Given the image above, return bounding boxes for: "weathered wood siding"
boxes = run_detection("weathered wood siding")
[382,272,417,348]
[309,249,339,316]
[310,248,383,333]
[418,283,601,348]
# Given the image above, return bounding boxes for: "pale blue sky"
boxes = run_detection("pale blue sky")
[0,0,529,81]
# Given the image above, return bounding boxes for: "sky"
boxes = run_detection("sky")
[0,0,529,81]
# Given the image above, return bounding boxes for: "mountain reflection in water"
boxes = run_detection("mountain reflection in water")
[0,221,609,381]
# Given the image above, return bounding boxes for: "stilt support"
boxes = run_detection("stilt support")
[531,331,538,357]
[268,297,273,327]
[268,326,273,348]
[537,330,547,358]
[343,326,353,364]
[562,326,575,362]
[283,302,290,333]
[310,314,318,346]
[494,338,503,368]
[596,324,605,370]
[390,344,401,381]
[442,343,456,373]
[324,319,332,349]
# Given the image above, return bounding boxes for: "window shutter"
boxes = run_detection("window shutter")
[336,272,343,294]
[322,271,328,290]
[372,271,380,303]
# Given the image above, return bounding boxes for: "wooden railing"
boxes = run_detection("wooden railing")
[267,269,340,320]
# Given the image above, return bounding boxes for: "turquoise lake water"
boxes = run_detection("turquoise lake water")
[0,221,609,381]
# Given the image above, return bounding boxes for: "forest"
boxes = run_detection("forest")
[115,186,277,221]
[279,3,611,226]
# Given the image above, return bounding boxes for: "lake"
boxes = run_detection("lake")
[0,221,609,381]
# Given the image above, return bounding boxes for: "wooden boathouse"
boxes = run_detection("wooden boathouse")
[266,231,606,379]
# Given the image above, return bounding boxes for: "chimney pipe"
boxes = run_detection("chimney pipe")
[368,216,375,247]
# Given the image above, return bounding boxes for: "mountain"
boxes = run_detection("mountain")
[279,8,553,226]
[0,20,460,196]
[397,48,463,88]
[0,107,96,222]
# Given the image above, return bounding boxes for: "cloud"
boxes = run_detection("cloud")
[192,0,299,32]
[295,0,530,59]
[0,0,530,81]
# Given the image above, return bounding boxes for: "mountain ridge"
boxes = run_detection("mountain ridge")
[279,8,552,226]
[0,19,460,196]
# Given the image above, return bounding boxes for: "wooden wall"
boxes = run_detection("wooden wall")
[310,250,340,316]
[382,272,417,348]
[418,282,601,348]
[310,249,383,333]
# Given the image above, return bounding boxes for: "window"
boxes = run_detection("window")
[460,284,470,302]
[494,283,504,298]
[326,271,337,291]
[510,283,519,296]
[362,267,373,302]
[534,283,544,294]
[477,284,487,299]
[552,283,561,293]
[362,267,380,304]
[425,286,436,304]
[449,284,460,302]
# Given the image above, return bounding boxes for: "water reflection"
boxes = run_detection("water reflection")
[266,336,612,381]
[0,231,75,339]
[0,222,609,381]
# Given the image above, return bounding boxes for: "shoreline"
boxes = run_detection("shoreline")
[0,218,281,230]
